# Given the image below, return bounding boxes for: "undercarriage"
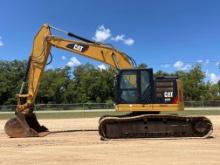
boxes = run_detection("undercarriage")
[98,113,213,139]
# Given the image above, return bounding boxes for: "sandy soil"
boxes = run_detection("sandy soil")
[0,116,220,165]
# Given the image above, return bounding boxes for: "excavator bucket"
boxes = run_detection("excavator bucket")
[4,112,49,138]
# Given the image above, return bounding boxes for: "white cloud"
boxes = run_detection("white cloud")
[66,57,81,67]
[93,25,111,42]
[93,25,135,46]
[197,60,203,63]
[216,61,220,67]
[97,64,106,70]
[181,64,191,70]
[208,73,220,84]
[204,59,210,65]
[45,64,53,70]
[174,60,184,69]
[111,34,125,42]
[111,34,135,46]
[205,70,209,77]
[0,36,4,46]
[206,70,220,84]
[61,56,66,60]
[173,60,191,71]
[123,38,135,46]
[196,59,211,66]
[196,59,216,67]
[161,64,171,68]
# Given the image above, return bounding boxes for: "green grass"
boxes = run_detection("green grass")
[164,110,220,116]
[0,110,220,120]
[36,111,128,119]
[0,111,127,120]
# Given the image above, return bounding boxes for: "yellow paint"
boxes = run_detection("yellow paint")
[115,103,184,112]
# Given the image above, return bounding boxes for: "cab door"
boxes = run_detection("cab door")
[116,69,154,104]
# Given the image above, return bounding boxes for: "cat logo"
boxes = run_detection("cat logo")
[66,43,89,52]
[73,44,84,52]
[164,91,173,98]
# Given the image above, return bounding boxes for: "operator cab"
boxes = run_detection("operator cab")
[115,68,178,104]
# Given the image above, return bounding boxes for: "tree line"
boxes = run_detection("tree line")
[0,60,219,105]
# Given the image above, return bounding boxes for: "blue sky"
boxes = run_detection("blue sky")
[0,0,220,83]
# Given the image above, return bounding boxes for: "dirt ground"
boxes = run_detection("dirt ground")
[0,116,220,165]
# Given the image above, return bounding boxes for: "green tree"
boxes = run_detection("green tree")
[177,64,205,101]
[71,63,114,103]
[154,70,172,77]
[0,60,26,104]
[37,67,70,103]
[137,63,148,69]
[1,60,220,105]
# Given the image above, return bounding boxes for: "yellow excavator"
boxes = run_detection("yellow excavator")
[4,24,213,139]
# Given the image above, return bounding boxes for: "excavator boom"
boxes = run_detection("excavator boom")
[4,24,135,138]
[19,24,134,109]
